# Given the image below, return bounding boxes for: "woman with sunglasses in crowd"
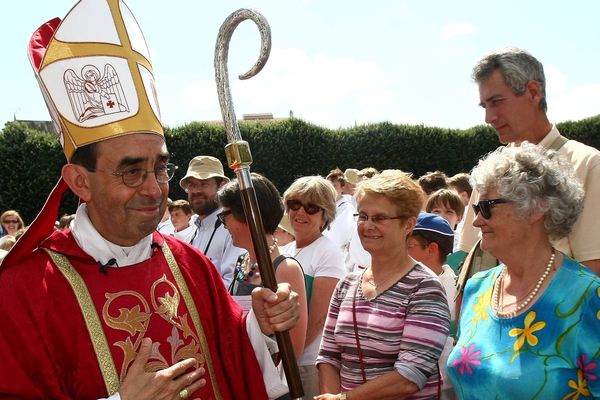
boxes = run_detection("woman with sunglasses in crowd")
[315,170,450,400]
[0,210,26,247]
[447,143,600,399]
[1,210,25,237]
[281,176,346,399]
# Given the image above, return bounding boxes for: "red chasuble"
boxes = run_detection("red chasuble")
[0,230,268,399]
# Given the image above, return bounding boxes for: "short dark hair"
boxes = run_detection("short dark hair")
[326,167,346,186]
[216,173,284,234]
[58,214,76,230]
[168,199,192,215]
[70,142,100,170]
[411,231,448,264]
[447,173,473,199]
[358,167,379,179]
[418,170,448,195]
[426,189,465,220]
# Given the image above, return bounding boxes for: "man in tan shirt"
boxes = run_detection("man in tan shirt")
[458,48,600,276]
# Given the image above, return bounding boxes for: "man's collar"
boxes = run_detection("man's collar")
[193,208,222,228]
[537,124,560,148]
[508,124,558,148]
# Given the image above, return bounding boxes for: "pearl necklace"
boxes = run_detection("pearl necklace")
[493,250,555,318]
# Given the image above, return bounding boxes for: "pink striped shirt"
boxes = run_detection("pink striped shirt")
[317,264,450,399]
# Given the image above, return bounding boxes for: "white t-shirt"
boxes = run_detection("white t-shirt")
[173,224,195,241]
[282,235,345,366]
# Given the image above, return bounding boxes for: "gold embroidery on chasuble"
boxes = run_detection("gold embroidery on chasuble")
[102,274,205,382]
[46,242,223,400]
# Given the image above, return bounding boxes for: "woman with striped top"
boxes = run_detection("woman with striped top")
[316,169,450,400]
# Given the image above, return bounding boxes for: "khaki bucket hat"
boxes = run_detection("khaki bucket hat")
[180,156,228,189]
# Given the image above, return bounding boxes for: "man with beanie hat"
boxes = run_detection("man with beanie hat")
[179,155,245,286]
[408,212,456,400]
[0,2,298,399]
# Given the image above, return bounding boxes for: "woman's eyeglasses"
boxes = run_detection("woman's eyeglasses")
[286,199,322,215]
[2,220,18,224]
[354,213,403,225]
[217,210,233,226]
[472,198,510,219]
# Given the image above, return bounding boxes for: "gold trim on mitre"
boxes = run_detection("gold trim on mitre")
[30,0,163,161]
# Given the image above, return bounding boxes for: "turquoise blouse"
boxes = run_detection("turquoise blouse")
[447,255,600,399]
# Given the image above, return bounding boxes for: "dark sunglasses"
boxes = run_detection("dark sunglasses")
[3,220,19,224]
[472,198,510,219]
[286,199,322,215]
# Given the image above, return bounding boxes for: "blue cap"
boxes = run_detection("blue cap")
[413,212,454,255]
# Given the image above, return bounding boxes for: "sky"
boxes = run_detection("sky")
[3,0,600,131]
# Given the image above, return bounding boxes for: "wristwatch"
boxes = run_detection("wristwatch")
[339,393,347,400]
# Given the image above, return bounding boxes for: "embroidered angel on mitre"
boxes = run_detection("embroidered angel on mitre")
[64,64,129,122]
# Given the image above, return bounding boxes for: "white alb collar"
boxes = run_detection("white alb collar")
[71,203,153,267]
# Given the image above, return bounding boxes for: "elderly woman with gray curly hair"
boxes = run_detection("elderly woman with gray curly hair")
[447,143,600,399]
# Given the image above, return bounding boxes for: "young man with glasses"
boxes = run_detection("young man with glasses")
[179,155,245,287]
[0,2,299,399]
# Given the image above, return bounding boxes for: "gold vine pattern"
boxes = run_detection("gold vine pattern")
[103,274,205,381]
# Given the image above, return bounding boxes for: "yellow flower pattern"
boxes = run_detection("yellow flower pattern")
[471,287,493,324]
[562,369,591,400]
[508,310,546,352]
[448,259,600,399]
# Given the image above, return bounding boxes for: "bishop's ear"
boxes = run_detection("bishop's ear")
[61,163,93,202]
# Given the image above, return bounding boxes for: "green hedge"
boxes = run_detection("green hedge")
[2,115,599,223]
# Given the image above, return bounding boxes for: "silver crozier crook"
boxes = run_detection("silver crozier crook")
[214,9,304,399]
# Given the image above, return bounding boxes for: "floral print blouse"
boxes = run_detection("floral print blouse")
[447,255,600,399]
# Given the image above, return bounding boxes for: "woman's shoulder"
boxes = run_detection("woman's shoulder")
[462,265,502,296]
[396,263,448,297]
[335,272,361,294]
[274,254,303,274]
[313,235,343,253]
[469,264,502,282]
[407,263,445,284]
[305,236,345,266]
[556,255,600,291]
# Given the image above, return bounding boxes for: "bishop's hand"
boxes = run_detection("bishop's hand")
[251,283,300,336]
[119,337,206,400]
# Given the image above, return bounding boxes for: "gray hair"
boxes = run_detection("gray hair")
[470,143,583,240]
[472,48,547,112]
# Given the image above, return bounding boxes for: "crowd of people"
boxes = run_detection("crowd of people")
[0,1,598,399]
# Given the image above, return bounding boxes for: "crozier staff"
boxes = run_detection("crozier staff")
[214,8,304,399]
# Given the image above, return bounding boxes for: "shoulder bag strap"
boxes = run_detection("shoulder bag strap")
[203,218,222,254]
[352,281,368,383]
